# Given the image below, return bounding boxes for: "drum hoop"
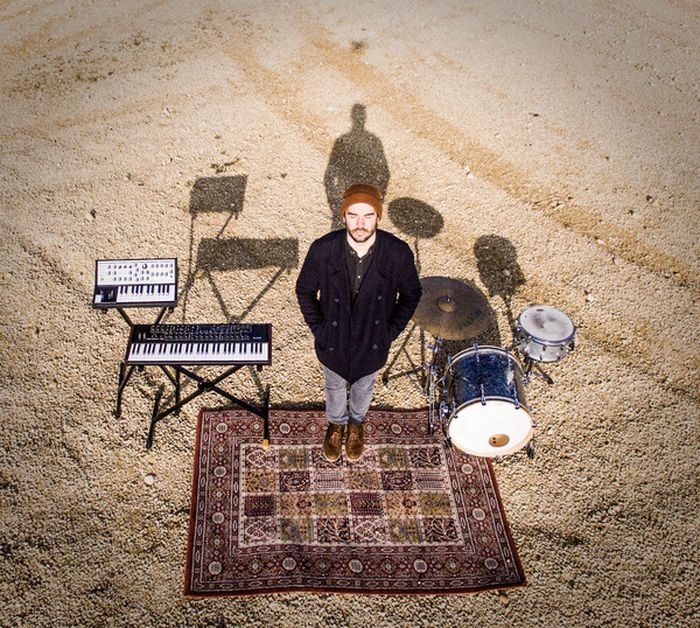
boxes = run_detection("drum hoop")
[451,397,532,419]
[448,427,534,457]
[450,345,524,370]
[516,307,576,347]
[516,331,576,347]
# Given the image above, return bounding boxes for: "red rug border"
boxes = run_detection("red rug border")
[183,406,527,597]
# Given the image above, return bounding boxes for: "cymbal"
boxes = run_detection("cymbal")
[413,276,490,340]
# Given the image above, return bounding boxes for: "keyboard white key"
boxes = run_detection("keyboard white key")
[127,341,269,364]
[116,284,176,303]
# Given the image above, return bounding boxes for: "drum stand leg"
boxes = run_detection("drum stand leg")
[425,337,444,436]
[439,401,452,448]
[524,359,554,385]
[525,439,535,459]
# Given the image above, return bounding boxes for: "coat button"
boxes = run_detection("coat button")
[377,295,382,300]
[331,321,338,326]
[329,347,335,351]
[374,319,380,325]
[334,298,339,303]
[372,344,378,350]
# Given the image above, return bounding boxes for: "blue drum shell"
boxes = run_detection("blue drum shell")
[447,346,527,411]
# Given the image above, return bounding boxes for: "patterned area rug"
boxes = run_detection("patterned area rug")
[185,409,526,595]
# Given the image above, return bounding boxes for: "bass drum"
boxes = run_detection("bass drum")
[447,346,533,457]
[515,305,576,363]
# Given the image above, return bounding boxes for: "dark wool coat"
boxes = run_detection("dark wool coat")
[296,229,422,383]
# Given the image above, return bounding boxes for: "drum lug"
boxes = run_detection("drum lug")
[439,400,450,421]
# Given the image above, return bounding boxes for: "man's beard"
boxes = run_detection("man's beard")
[348,226,376,243]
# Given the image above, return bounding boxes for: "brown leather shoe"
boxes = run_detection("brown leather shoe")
[323,423,345,463]
[346,423,364,462]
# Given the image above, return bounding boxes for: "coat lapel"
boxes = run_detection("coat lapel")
[359,230,389,287]
[351,230,389,314]
[329,232,352,309]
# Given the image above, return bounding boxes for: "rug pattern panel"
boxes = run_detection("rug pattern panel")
[186,409,525,595]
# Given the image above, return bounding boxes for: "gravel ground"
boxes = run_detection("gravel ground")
[1,1,698,626]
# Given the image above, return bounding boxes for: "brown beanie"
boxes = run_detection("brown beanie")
[341,184,383,220]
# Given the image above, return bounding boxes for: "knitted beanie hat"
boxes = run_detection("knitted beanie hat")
[341,184,383,220]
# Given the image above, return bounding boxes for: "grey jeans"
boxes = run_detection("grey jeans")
[322,365,378,425]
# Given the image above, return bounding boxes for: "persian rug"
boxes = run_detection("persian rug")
[185,408,525,596]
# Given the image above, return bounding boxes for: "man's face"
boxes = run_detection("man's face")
[344,202,378,243]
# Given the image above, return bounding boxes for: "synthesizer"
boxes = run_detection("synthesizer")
[93,258,177,308]
[125,323,271,366]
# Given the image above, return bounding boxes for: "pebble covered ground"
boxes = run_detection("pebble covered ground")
[1,1,698,626]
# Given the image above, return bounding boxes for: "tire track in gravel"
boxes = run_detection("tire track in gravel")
[3,0,172,57]
[220,30,699,407]
[423,47,698,235]
[2,82,225,146]
[0,0,63,24]
[0,219,86,299]
[519,275,700,406]
[303,33,698,293]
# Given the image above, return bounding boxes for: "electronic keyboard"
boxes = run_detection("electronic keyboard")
[125,323,271,366]
[93,258,177,308]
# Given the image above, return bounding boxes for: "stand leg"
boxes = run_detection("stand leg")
[115,361,135,418]
[535,363,554,385]
[146,386,163,450]
[262,385,271,450]
[175,368,181,413]
[115,361,125,418]
[428,395,435,436]
[382,322,418,384]
[523,358,554,385]
[424,337,444,438]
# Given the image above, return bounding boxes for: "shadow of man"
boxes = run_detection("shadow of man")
[324,104,390,230]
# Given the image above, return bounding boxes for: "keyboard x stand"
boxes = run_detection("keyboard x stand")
[113,305,172,419]
[145,364,270,450]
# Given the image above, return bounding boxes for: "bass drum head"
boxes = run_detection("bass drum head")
[518,305,575,345]
[448,400,533,457]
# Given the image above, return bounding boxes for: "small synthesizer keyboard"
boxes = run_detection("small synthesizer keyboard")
[92,258,177,308]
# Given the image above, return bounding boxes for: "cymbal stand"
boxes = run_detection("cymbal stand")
[381,322,425,388]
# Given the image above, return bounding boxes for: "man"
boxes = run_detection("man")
[296,184,422,463]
